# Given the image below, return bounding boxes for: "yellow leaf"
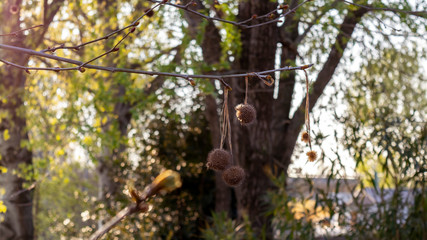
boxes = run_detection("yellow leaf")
[101,116,108,125]
[83,136,93,145]
[50,118,58,125]
[3,130,10,141]
[57,149,65,156]
[94,119,101,128]
[56,135,61,141]
[0,167,6,173]
[0,201,6,213]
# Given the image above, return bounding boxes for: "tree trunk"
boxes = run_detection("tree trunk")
[205,94,231,213]
[232,1,368,238]
[0,1,63,238]
[201,21,232,214]
[181,0,232,214]
[233,1,278,238]
[0,68,34,240]
[272,0,300,175]
[0,3,33,239]
[281,7,368,167]
[95,0,131,224]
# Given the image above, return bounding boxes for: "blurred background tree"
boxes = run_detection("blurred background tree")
[0,0,426,239]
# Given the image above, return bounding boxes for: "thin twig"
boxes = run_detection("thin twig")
[339,0,427,18]
[14,0,312,78]
[89,170,181,240]
[220,88,227,150]
[244,76,248,105]
[0,24,44,37]
[303,69,312,150]
[295,1,339,45]
[89,205,137,240]
[150,0,312,29]
[0,44,313,85]
[41,2,164,53]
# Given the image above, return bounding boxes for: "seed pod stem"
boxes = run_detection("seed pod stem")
[304,69,312,150]
[245,76,248,105]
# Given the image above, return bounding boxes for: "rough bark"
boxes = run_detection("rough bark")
[201,21,232,214]
[204,94,232,213]
[0,58,33,240]
[0,5,33,239]
[231,1,368,238]
[233,1,278,237]
[0,1,64,238]
[182,0,232,214]
[271,0,301,174]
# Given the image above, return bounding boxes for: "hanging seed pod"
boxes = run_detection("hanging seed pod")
[206,149,232,171]
[306,150,317,162]
[222,166,245,187]
[235,104,256,125]
[301,131,310,143]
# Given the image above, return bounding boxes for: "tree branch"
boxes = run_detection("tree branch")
[150,0,312,29]
[294,1,339,45]
[340,0,427,18]
[40,1,165,53]
[0,24,44,37]
[0,44,312,86]
[88,170,182,240]
[279,6,369,165]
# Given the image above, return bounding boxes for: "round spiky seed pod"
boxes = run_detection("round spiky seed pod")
[222,166,245,187]
[206,149,232,171]
[306,150,317,162]
[235,104,256,125]
[301,131,310,143]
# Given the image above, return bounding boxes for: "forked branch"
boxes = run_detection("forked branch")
[0,44,313,88]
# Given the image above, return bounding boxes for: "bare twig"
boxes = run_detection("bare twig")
[41,2,165,53]
[88,170,181,240]
[89,205,138,240]
[0,44,313,87]
[150,0,312,29]
[339,0,427,18]
[295,1,339,45]
[0,24,44,37]
[36,0,312,75]
[1,0,313,88]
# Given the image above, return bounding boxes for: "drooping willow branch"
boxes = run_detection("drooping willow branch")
[0,44,313,89]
